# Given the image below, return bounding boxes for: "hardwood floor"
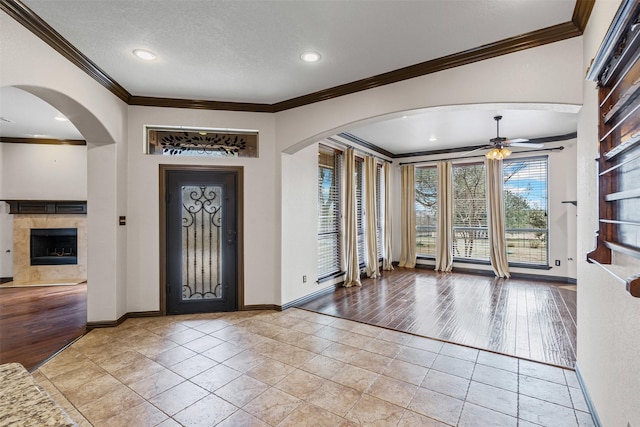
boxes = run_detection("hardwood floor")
[0,284,86,371]
[298,269,577,368]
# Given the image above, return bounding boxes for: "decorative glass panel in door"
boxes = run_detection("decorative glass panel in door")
[165,169,238,314]
[181,185,223,301]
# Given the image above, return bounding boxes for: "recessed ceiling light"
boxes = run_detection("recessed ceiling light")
[402,116,408,119]
[300,51,321,63]
[429,137,437,142]
[54,115,68,122]
[133,49,157,61]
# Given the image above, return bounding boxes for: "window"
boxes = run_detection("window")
[453,163,489,260]
[146,127,258,158]
[376,163,383,260]
[503,157,548,265]
[318,146,342,278]
[415,166,438,256]
[355,158,365,266]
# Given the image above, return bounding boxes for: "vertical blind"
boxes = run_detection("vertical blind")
[376,163,383,260]
[318,146,342,278]
[355,158,365,267]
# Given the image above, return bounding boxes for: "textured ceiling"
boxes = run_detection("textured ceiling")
[20,0,575,104]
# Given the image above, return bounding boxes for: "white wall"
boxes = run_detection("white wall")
[281,143,321,304]
[126,106,278,311]
[0,143,87,200]
[1,11,128,322]
[577,0,640,425]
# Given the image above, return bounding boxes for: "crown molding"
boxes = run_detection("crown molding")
[2,0,590,113]
[0,136,86,145]
[338,133,395,159]
[128,95,273,113]
[572,0,596,34]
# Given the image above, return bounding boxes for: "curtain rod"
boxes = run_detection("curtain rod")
[326,137,391,163]
[398,146,564,166]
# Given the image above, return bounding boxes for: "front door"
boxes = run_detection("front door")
[165,168,238,314]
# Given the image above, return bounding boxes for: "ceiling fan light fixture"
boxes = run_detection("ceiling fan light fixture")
[485,147,511,160]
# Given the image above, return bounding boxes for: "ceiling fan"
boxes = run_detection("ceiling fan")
[484,115,543,159]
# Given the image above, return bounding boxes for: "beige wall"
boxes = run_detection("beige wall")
[577,0,640,425]
[0,143,87,200]
[126,106,278,310]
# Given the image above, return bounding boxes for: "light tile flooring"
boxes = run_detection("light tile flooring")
[33,309,594,427]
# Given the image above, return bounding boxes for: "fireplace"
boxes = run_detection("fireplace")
[30,228,78,266]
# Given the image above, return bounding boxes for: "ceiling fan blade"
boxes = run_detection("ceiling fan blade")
[505,138,529,143]
[510,141,543,148]
[460,145,491,156]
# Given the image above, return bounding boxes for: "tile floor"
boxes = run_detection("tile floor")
[33,309,594,427]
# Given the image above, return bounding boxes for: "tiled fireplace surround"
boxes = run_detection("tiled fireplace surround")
[12,214,87,283]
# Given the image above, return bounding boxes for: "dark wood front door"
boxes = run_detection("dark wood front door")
[165,168,238,314]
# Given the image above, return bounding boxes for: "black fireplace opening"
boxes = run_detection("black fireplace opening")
[30,228,78,265]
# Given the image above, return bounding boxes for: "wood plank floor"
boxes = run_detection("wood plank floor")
[298,269,577,368]
[0,284,86,371]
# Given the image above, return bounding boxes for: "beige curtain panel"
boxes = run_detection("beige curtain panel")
[486,158,510,278]
[435,161,453,272]
[383,162,394,271]
[343,149,362,287]
[399,164,416,268]
[364,156,381,278]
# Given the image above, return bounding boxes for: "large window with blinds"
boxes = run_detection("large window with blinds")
[413,157,549,267]
[415,166,438,256]
[453,163,489,260]
[503,157,548,265]
[318,146,342,279]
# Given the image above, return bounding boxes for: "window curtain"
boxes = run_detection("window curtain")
[364,156,380,278]
[382,162,394,271]
[486,158,510,278]
[399,164,416,268]
[435,161,453,272]
[343,148,362,287]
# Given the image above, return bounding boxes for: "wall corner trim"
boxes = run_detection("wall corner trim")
[574,363,603,427]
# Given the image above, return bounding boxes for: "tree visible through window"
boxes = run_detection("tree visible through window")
[503,157,548,265]
[413,157,548,266]
[415,167,437,256]
[453,163,489,260]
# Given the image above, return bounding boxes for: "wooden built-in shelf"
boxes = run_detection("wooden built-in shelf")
[586,0,640,297]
